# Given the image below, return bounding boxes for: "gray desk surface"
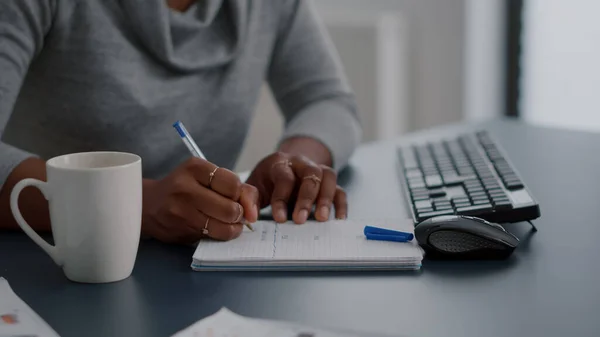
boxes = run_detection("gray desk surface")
[1,118,600,337]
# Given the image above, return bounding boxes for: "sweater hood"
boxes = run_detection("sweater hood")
[120,0,248,71]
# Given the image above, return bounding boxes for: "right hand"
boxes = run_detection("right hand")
[142,158,259,244]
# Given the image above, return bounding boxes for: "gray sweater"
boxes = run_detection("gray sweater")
[0,0,361,186]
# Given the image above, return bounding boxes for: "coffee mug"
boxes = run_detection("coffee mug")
[10,151,142,283]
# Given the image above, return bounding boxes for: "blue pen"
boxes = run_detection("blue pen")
[173,120,206,160]
[173,120,254,232]
[364,225,414,242]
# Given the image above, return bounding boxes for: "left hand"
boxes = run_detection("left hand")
[245,152,347,224]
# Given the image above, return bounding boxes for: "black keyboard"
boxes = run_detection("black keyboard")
[397,130,540,224]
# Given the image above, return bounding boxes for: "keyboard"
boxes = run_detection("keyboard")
[397,130,540,224]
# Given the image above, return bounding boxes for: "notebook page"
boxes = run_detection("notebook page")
[192,219,422,264]
[274,220,421,262]
[193,221,277,261]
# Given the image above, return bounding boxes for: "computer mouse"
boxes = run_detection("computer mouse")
[414,215,519,259]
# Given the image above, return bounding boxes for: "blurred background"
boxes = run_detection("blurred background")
[236,0,600,171]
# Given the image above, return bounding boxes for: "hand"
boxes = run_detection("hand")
[246,152,347,224]
[142,158,259,244]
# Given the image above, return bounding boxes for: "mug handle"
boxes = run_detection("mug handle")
[10,178,63,266]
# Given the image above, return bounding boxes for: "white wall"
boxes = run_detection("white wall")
[237,0,470,171]
[463,0,505,121]
[521,0,600,131]
[236,0,507,171]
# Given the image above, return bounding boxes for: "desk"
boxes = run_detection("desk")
[1,118,599,337]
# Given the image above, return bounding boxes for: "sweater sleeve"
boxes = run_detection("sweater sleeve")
[267,0,362,171]
[0,0,54,187]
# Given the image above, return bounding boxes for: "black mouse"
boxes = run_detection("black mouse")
[414,215,519,259]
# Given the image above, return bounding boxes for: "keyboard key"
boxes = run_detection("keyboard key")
[416,209,455,221]
[504,178,522,186]
[473,199,490,205]
[506,181,524,190]
[481,177,498,184]
[414,200,432,209]
[466,186,484,194]
[433,199,452,207]
[425,175,443,188]
[502,175,520,183]
[453,196,470,203]
[428,189,446,198]
[469,197,487,203]
[492,195,510,201]
[411,187,428,194]
[456,204,493,215]
[405,169,423,179]
[464,178,480,185]
[412,194,430,201]
[408,177,424,184]
[484,182,501,190]
[409,180,426,189]
[469,190,487,196]
[493,200,513,211]
[417,207,434,214]
[484,184,504,193]
[458,168,475,175]
[443,174,475,185]
[439,166,455,173]
[436,204,453,211]
[412,192,430,200]
[453,201,472,208]
[434,200,452,206]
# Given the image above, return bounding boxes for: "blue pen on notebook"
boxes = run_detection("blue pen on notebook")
[364,225,414,242]
[173,120,254,232]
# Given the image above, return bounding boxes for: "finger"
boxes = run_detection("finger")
[315,167,337,221]
[333,186,348,220]
[184,158,243,200]
[290,158,323,224]
[177,182,244,224]
[200,214,244,241]
[162,200,243,241]
[269,159,296,223]
[155,200,207,244]
[240,184,259,223]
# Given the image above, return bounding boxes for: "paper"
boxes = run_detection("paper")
[192,219,423,271]
[171,307,396,337]
[0,278,59,337]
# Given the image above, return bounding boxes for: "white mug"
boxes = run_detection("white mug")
[10,151,142,283]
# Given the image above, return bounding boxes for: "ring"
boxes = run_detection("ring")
[271,160,292,170]
[303,174,322,186]
[208,167,219,187]
[203,218,209,235]
[233,203,244,224]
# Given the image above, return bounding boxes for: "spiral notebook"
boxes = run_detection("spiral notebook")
[191,219,423,271]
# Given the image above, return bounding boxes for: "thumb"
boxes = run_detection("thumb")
[240,183,260,223]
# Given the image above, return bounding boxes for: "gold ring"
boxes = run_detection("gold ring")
[303,174,322,185]
[208,167,219,187]
[203,218,209,235]
[233,203,244,224]
[271,160,292,171]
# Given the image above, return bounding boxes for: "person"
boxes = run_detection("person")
[0,0,362,245]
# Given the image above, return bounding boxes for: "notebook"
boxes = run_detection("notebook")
[191,219,424,271]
